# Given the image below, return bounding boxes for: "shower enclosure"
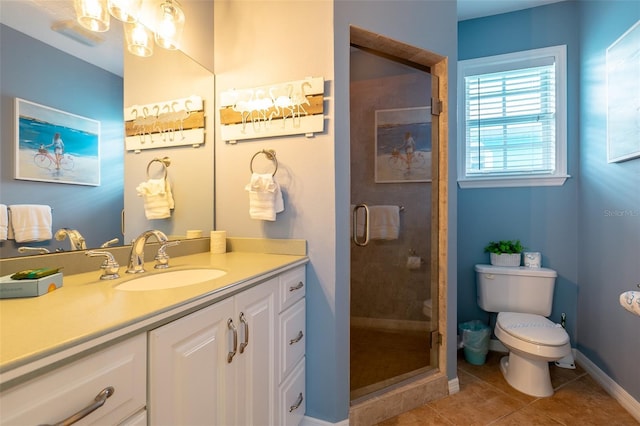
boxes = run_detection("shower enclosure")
[350,45,439,402]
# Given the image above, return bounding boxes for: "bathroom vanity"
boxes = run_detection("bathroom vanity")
[0,250,307,425]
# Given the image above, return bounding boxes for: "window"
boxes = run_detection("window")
[457,45,569,188]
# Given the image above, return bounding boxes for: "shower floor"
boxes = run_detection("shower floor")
[350,325,432,400]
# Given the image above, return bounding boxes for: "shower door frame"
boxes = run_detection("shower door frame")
[349,25,449,402]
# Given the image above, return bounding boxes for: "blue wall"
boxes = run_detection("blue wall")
[458,1,581,342]
[578,0,640,402]
[0,25,124,256]
[459,0,640,403]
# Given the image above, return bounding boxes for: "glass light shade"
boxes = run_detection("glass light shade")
[154,0,185,50]
[74,0,110,32]
[124,22,154,57]
[107,0,142,23]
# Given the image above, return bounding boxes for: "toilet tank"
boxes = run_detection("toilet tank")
[475,264,558,316]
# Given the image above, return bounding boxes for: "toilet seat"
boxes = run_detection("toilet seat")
[497,312,569,346]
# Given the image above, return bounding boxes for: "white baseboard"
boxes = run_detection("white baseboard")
[301,416,349,426]
[448,377,460,395]
[575,350,640,423]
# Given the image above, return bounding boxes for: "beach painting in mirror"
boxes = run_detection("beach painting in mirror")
[14,98,100,186]
[375,106,432,183]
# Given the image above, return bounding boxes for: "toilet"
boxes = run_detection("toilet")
[475,264,570,397]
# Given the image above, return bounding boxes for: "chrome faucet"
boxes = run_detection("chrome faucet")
[54,228,87,251]
[100,238,120,248]
[127,230,168,274]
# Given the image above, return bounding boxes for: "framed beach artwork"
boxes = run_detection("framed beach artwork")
[606,20,640,163]
[375,106,432,183]
[14,98,100,186]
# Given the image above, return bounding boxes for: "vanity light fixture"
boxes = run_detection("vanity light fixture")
[74,0,110,32]
[124,21,154,57]
[107,0,143,23]
[73,0,186,58]
[154,0,185,50]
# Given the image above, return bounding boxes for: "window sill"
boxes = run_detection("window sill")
[457,175,570,189]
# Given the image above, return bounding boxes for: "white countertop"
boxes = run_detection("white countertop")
[0,251,307,387]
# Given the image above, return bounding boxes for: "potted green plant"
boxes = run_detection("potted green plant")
[484,240,524,266]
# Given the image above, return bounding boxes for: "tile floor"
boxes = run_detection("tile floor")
[377,351,639,425]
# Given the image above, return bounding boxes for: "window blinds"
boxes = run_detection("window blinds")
[464,63,556,176]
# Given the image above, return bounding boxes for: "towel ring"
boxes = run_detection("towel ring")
[250,149,278,176]
[147,157,170,179]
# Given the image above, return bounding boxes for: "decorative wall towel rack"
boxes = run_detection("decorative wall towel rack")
[147,157,171,179]
[250,149,278,176]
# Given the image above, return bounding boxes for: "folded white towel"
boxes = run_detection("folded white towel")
[8,204,53,242]
[0,204,8,241]
[245,173,284,221]
[136,178,175,220]
[369,205,400,240]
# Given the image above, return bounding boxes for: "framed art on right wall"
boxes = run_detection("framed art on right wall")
[606,20,640,163]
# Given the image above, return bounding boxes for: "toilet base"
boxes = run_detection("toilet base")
[500,353,554,397]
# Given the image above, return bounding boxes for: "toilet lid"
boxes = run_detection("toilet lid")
[497,312,569,346]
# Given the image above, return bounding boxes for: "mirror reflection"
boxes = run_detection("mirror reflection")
[0,1,215,259]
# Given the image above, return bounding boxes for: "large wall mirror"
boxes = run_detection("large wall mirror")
[0,1,214,259]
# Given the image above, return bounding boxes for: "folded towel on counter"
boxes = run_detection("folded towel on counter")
[8,204,53,242]
[136,178,175,220]
[369,205,400,240]
[245,173,284,221]
[0,204,8,241]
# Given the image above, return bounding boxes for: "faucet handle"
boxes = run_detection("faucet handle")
[154,240,181,269]
[100,238,120,248]
[86,250,120,280]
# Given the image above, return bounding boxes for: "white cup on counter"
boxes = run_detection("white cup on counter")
[210,230,227,254]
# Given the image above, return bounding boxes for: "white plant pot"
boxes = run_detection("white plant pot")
[490,253,521,267]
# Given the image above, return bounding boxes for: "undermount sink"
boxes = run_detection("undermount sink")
[116,268,227,291]
[619,291,640,317]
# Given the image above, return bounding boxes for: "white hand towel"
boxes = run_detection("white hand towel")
[8,204,53,242]
[136,178,175,220]
[369,205,400,240]
[0,204,8,241]
[245,173,284,221]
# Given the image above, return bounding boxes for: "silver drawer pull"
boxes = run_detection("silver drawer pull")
[46,386,114,426]
[227,318,237,363]
[239,312,249,354]
[289,392,304,413]
[289,281,304,292]
[289,330,304,345]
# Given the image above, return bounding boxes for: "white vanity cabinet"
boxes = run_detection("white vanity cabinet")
[277,265,306,426]
[0,334,147,426]
[148,277,280,425]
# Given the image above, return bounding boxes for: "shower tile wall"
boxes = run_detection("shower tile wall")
[350,49,433,325]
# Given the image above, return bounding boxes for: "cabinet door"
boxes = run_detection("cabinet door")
[149,298,236,426]
[0,334,146,426]
[233,278,278,426]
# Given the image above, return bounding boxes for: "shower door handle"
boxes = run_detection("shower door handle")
[353,204,370,247]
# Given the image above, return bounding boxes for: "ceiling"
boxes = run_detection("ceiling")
[0,0,566,77]
[457,0,566,21]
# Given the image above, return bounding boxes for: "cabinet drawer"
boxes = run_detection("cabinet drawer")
[0,334,146,426]
[279,298,305,382]
[278,358,305,426]
[278,265,305,313]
